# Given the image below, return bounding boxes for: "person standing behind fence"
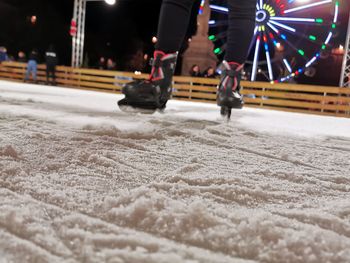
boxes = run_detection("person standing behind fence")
[98,57,106,70]
[203,67,217,79]
[45,45,58,85]
[189,64,202,77]
[0,46,9,63]
[25,49,39,83]
[17,51,27,63]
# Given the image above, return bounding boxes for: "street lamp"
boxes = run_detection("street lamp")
[104,0,116,5]
[71,0,116,68]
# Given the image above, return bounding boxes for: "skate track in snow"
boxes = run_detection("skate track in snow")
[0,80,350,263]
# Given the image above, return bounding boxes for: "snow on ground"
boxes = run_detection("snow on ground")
[0,80,350,263]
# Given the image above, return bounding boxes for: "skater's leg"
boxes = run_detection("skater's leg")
[225,0,256,64]
[150,0,196,81]
[217,0,256,116]
[147,0,195,82]
[119,0,195,112]
[156,0,195,53]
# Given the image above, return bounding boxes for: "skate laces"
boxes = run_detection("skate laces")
[222,61,244,92]
[148,51,178,82]
[148,51,166,82]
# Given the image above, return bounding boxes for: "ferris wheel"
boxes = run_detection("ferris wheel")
[206,0,340,83]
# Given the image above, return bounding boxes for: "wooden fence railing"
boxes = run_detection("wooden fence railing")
[1,61,350,118]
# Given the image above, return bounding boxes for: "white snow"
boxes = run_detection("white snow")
[0,80,349,263]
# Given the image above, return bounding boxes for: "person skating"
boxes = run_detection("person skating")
[45,45,58,85]
[119,0,256,118]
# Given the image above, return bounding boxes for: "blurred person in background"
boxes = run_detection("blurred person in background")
[98,57,106,70]
[107,58,116,70]
[25,49,39,83]
[17,51,27,63]
[203,66,217,78]
[189,64,202,77]
[45,45,58,85]
[0,46,9,63]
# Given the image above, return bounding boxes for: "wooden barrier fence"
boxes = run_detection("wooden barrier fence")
[0,61,349,118]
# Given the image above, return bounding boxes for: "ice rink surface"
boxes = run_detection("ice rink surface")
[0,80,350,263]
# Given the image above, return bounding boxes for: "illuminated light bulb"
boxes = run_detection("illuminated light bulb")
[31,15,37,25]
[105,0,116,5]
[152,37,158,44]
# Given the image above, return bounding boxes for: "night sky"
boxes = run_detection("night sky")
[0,0,200,68]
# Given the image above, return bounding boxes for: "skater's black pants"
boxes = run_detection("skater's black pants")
[46,64,56,83]
[156,0,256,64]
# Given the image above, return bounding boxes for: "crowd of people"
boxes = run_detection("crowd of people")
[97,57,117,71]
[1,47,119,84]
[0,45,58,85]
[189,64,219,79]
[2,45,218,86]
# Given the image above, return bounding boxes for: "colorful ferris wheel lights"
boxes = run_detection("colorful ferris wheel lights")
[209,35,217,41]
[270,17,316,22]
[269,20,296,32]
[283,59,293,72]
[199,0,205,14]
[284,0,332,14]
[305,56,318,67]
[209,0,339,82]
[325,32,333,45]
[214,48,223,54]
[309,35,317,41]
[209,5,228,13]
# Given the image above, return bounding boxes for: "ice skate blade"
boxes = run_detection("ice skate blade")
[220,106,232,121]
[118,99,158,115]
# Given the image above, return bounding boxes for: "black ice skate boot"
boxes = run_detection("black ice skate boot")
[217,61,244,119]
[118,51,178,113]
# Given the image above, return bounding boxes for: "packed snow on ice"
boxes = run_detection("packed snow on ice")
[0,80,350,263]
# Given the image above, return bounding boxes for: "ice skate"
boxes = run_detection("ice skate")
[217,61,244,120]
[118,51,177,113]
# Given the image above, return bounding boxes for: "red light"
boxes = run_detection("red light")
[30,16,37,25]
[70,19,77,37]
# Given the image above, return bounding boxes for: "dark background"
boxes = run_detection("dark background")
[0,0,201,69]
[0,0,349,85]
